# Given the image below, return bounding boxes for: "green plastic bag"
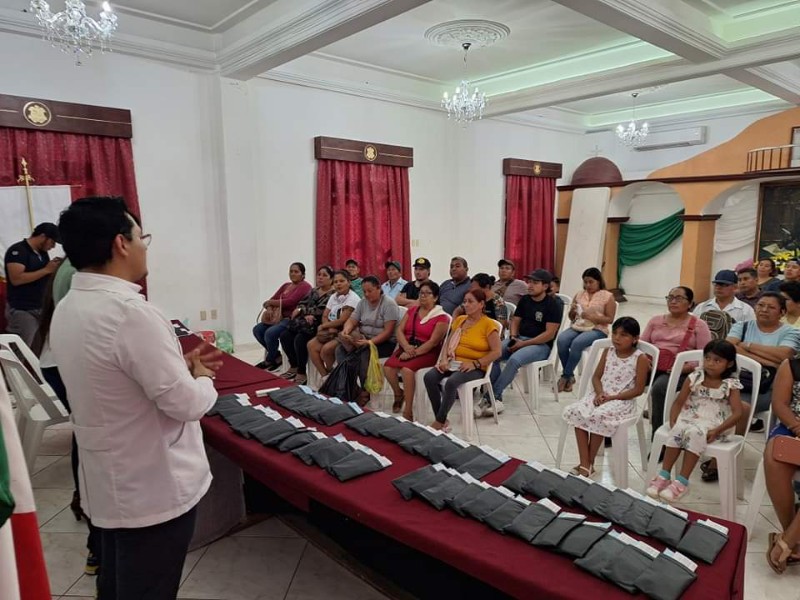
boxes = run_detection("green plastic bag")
[215,330,234,354]
[363,342,384,394]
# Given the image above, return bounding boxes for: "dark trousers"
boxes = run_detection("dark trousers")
[252,319,289,362]
[423,368,486,424]
[278,328,314,374]
[41,366,100,556]
[97,506,197,600]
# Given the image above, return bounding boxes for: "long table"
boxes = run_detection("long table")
[184,337,747,599]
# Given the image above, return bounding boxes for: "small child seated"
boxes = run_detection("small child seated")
[646,339,743,502]
[562,317,649,477]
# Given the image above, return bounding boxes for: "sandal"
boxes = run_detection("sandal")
[294,374,307,385]
[563,378,574,393]
[568,465,595,477]
[557,378,568,393]
[768,532,793,574]
[280,369,297,380]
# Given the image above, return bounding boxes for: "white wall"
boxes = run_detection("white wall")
[619,184,684,300]
[0,34,230,334]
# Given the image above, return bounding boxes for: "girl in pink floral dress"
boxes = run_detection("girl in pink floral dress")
[563,317,650,476]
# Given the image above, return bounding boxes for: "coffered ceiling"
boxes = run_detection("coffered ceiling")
[0,0,798,128]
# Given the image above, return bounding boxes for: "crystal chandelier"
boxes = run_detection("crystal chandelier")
[616,92,649,147]
[441,43,486,124]
[29,0,118,65]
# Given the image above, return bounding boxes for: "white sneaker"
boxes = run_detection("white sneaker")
[473,398,490,418]
[481,400,504,417]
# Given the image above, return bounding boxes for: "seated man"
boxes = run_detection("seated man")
[693,269,755,334]
[381,260,407,300]
[345,258,363,298]
[492,259,528,305]
[477,269,563,416]
[439,256,471,315]
[397,257,432,307]
[735,267,761,308]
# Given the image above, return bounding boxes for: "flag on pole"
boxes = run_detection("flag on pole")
[0,369,51,600]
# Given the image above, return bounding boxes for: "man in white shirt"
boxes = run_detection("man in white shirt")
[381,260,407,300]
[693,269,755,323]
[51,197,222,599]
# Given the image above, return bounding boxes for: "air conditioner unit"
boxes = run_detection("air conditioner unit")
[634,126,707,151]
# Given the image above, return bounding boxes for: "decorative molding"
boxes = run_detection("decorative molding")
[314,136,413,168]
[424,20,510,49]
[607,217,630,223]
[0,93,132,138]
[218,0,430,80]
[502,158,563,179]
[679,214,722,221]
[558,170,800,191]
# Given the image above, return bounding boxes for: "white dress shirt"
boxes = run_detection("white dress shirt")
[692,296,755,323]
[50,273,216,529]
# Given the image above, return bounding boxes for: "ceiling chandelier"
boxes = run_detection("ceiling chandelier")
[616,92,649,147]
[29,0,118,65]
[441,42,486,124]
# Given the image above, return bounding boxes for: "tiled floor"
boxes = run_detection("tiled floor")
[34,300,799,599]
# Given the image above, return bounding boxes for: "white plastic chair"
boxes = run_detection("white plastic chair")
[0,349,69,473]
[645,351,760,522]
[555,339,659,487]
[743,410,800,537]
[503,302,516,339]
[574,300,620,378]
[0,334,46,383]
[517,302,572,412]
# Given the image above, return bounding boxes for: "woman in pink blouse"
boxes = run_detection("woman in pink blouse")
[253,262,313,370]
[641,286,712,439]
[557,268,616,392]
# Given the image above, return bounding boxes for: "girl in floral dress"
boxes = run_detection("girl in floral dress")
[563,317,650,477]
[646,339,743,502]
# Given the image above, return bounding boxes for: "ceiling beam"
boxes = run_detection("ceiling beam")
[549,0,725,62]
[218,0,431,80]
[485,28,800,117]
[724,65,800,104]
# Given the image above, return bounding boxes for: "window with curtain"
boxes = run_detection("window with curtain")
[315,158,411,278]
[504,174,556,275]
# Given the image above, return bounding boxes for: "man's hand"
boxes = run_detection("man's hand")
[184,343,223,373]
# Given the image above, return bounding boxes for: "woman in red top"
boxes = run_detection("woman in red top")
[384,281,449,420]
[253,262,312,370]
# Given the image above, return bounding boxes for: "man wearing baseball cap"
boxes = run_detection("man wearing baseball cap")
[477,268,563,416]
[345,258,363,298]
[693,269,754,323]
[493,259,528,305]
[381,260,407,300]
[397,257,434,307]
[3,222,63,346]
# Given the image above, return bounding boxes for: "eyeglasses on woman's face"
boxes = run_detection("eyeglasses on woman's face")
[665,294,688,303]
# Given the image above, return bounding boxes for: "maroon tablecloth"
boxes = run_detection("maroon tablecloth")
[184,337,747,600]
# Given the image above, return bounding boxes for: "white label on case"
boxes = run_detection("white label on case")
[664,549,698,572]
[374,412,390,418]
[661,503,689,519]
[585,521,612,530]
[496,486,515,498]
[235,394,251,406]
[609,530,625,541]
[394,416,408,423]
[526,461,547,471]
[698,518,729,536]
[445,433,470,448]
[544,467,569,479]
[333,434,347,442]
[432,463,447,472]
[457,472,479,484]
[599,481,617,491]
[622,488,645,499]
[298,385,314,394]
[642,495,661,507]
[477,481,491,489]
[311,432,326,439]
[285,417,305,428]
[558,512,586,521]
[376,455,392,468]
[537,498,561,513]
[479,445,511,464]
[515,495,531,506]
[326,396,343,405]
[637,541,660,559]
[347,402,364,414]
[618,532,637,546]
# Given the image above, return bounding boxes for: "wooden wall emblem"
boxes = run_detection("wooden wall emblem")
[503,158,563,178]
[314,136,413,168]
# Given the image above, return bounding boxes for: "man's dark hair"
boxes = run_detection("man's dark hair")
[59,197,138,270]
[737,267,757,279]
[779,280,800,303]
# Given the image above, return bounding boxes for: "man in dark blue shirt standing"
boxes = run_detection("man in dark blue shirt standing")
[4,222,61,346]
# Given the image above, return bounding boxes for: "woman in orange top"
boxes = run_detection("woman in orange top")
[423,289,502,431]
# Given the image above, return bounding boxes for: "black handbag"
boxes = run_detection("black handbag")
[738,322,777,392]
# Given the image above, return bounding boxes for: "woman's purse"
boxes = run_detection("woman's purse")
[260,297,282,325]
[772,436,800,466]
[656,316,696,372]
[738,321,777,393]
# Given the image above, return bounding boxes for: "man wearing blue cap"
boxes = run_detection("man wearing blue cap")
[693,269,755,323]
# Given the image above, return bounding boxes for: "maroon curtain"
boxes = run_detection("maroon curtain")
[504,175,556,275]
[316,159,411,279]
[0,128,142,331]
[0,128,141,220]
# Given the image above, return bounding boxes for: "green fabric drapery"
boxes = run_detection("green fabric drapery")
[0,421,15,527]
[618,209,684,281]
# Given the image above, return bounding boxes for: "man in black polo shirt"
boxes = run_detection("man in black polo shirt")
[397,257,434,307]
[478,269,563,416]
[4,222,62,346]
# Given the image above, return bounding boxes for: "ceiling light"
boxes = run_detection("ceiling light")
[616,92,649,147]
[29,0,119,66]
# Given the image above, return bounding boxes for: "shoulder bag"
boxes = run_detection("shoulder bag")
[656,316,696,373]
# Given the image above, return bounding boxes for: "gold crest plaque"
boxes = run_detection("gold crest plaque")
[23,102,52,127]
[364,145,378,162]
[533,163,542,176]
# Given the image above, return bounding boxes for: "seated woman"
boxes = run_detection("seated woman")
[253,262,312,370]
[557,267,616,392]
[452,273,509,327]
[780,281,800,328]
[641,286,712,439]
[336,276,402,404]
[764,357,800,573]
[383,281,449,419]
[278,266,335,385]
[757,258,781,290]
[424,289,502,431]
[307,271,360,379]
